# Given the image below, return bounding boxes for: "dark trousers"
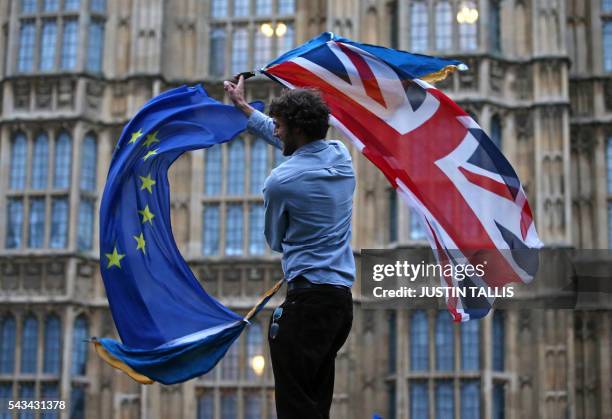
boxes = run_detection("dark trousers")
[268,284,353,419]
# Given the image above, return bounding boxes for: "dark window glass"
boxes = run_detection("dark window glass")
[71,316,88,376]
[202,205,220,256]
[32,133,49,189]
[21,0,37,13]
[61,19,78,70]
[18,22,36,72]
[410,381,429,418]
[278,0,294,14]
[435,311,454,371]
[211,0,227,18]
[225,204,243,255]
[256,0,272,15]
[86,21,104,72]
[0,315,16,373]
[196,392,214,419]
[248,204,265,255]
[490,0,501,52]
[28,198,45,248]
[250,138,267,193]
[246,322,263,379]
[221,391,237,419]
[209,28,226,77]
[227,139,245,195]
[461,380,481,419]
[10,133,27,189]
[232,28,249,74]
[410,310,429,371]
[40,20,57,71]
[411,2,428,52]
[436,2,452,50]
[21,315,38,373]
[436,380,454,419]
[43,315,62,373]
[50,198,69,248]
[205,145,222,195]
[80,134,97,191]
[54,132,72,188]
[234,0,249,17]
[6,199,24,249]
[492,311,505,371]
[461,320,480,370]
[493,382,505,419]
[77,199,95,251]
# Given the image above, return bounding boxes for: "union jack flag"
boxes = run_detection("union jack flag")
[261,33,543,321]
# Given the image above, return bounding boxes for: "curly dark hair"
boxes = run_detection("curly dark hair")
[268,89,330,141]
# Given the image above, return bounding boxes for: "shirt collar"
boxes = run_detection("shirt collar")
[292,139,328,156]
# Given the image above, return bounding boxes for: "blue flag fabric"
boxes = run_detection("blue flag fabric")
[95,85,270,384]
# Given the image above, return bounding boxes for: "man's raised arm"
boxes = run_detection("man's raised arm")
[224,75,282,149]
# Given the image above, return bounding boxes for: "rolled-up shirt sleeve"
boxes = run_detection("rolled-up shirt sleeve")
[246,109,283,150]
[262,173,288,252]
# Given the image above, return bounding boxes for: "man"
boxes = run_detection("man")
[224,75,355,419]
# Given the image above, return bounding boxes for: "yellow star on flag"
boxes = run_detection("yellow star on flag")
[142,131,160,147]
[133,233,146,254]
[138,205,155,224]
[128,129,143,144]
[143,148,158,161]
[139,174,156,194]
[105,246,125,269]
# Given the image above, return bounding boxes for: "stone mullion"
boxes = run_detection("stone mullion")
[0,125,11,248]
[483,313,492,419]
[67,123,83,253]
[44,129,55,249]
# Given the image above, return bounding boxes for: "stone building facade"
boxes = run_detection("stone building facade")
[0,0,611,418]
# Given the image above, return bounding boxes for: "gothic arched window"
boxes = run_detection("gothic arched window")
[71,315,89,376]
[490,0,502,53]
[435,1,453,50]
[435,311,454,370]
[80,133,97,192]
[492,311,505,371]
[205,146,222,196]
[54,131,72,188]
[246,322,264,379]
[250,138,268,194]
[31,133,49,189]
[491,115,502,149]
[44,314,62,373]
[0,315,16,373]
[10,133,27,190]
[460,320,480,370]
[21,314,39,373]
[411,1,429,52]
[227,139,245,195]
[410,310,429,371]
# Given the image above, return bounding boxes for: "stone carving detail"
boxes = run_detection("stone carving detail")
[86,80,104,110]
[490,60,504,93]
[112,84,127,117]
[35,81,53,109]
[604,80,612,112]
[458,58,479,90]
[57,79,75,109]
[515,111,533,139]
[78,262,94,278]
[13,80,31,109]
[23,263,42,290]
[514,65,532,101]
[0,261,20,290]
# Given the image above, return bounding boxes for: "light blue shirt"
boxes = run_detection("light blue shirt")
[247,110,356,287]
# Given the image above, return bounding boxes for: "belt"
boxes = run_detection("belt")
[287,276,350,293]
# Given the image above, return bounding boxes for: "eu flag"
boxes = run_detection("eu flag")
[93,85,276,385]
